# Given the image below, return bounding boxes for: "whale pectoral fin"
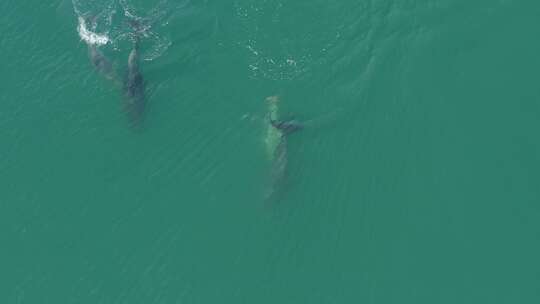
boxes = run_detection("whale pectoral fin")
[284,121,303,135]
[269,118,281,129]
[270,118,303,135]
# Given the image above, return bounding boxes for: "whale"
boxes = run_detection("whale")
[87,44,117,81]
[270,118,303,134]
[78,15,147,129]
[85,36,145,128]
[78,16,116,81]
[123,38,145,128]
[263,96,302,201]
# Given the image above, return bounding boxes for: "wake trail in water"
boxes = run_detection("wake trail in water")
[77,16,110,45]
[71,0,183,61]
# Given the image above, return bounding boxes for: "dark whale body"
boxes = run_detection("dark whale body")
[88,44,116,81]
[81,16,147,129]
[123,42,145,128]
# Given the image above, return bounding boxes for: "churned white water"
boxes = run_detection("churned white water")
[77,16,110,45]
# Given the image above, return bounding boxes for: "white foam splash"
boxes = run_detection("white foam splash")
[77,16,109,45]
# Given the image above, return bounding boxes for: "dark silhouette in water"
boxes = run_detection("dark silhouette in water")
[81,16,117,81]
[88,44,116,81]
[82,16,146,129]
[123,37,145,128]
[270,118,303,135]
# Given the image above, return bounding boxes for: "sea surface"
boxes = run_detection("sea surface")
[2,0,540,303]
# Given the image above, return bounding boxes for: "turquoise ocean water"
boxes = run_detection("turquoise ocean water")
[2,0,540,303]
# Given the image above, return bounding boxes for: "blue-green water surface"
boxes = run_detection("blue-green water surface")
[2,1,540,303]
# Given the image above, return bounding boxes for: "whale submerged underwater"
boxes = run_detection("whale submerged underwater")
[262,95,343,202]
[263,96,303,201]
[76,9,340,202]
[79,16,146,129]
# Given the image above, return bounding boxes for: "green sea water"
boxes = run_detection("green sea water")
[2,0,540,303]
